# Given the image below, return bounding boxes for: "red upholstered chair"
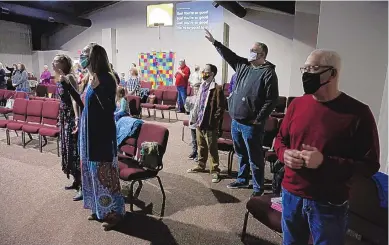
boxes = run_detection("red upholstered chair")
[262,117,279,172]
[38,100,60,156]
[141,90,163,118]
[4,98,28,145]
[155,90,178,122]
[242,194,283,241]
[21,100,44,148]
[217,111,234,175]
[119,123,169,217]
[125,95,142,118]
[166,85,177,91]
[271,96,287,119]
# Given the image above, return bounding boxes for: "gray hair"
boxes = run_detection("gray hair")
[310,49,341,71]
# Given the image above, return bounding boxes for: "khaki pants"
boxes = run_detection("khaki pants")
[196,128,220,173]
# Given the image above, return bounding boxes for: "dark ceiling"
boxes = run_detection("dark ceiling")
[0,1,117,50]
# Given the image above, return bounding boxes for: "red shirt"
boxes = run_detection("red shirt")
[175,65,190,87]
[274,93,380,203]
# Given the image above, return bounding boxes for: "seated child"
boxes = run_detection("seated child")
[114,87,129,121]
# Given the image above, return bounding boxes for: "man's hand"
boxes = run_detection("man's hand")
[284,149,304,169]
[204,28,215,43]
[300,144,324,169]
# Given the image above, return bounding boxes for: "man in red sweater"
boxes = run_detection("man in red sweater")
[274,49,380,245]
[175,59,191,113]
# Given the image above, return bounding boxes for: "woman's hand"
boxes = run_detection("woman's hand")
[72,119,79,134]
[58,69,69,84]
[91,73,100,89]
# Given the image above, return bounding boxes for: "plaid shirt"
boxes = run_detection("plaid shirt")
[196,81,211,127]
[127,77,140,96]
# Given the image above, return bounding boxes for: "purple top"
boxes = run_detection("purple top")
[196,82,211,127]
[228,73,237,94]
[40,70,51,84]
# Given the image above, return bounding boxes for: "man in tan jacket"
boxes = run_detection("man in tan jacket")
[187,64,225,183]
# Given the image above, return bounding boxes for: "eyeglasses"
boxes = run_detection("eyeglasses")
[300,65,333,74]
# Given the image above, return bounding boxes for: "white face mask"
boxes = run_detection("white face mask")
[248,51,258,62]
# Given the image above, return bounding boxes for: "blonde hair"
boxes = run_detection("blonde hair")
[130,67,138,76]
[116,86,126,102]
[53,54,73,75]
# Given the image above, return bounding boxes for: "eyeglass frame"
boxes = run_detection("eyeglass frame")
[300,65,334,74]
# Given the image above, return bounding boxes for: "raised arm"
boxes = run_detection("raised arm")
[205,29,247,71]
[255,70,279,123]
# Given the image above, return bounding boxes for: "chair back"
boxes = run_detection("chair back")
[220,111,232,139]
[263,117,279,148]
[12,98,28,122]
[286,96,296,108]
[15,91,27,99]
[162,90,178,106]
[36,84,48,97]
[0,89,5,100]
[120,137,137,157]
[141,81,152,89]
[154,89,164,104]
[166,85,176,91]
[4,90,14,99]
[41,101,60,126]
[46,85,57,95]
[135,123,169,160]
[125,95,141,116]
[26,100,43,123]
[274,96,287,113]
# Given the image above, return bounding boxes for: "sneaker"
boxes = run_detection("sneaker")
[211,173,221,183]
[188,152,197,160]
[251,191,264,198]
[227,181,249,189]
[73,190,83,201]
[187,166,206,173]
[194,157,198,162]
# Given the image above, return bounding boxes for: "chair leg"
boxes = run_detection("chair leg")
[27,133,33,140]
[57,137,60,157]
[133,180,143,199]
[129,180,136,212]
[175,111,178,120]
[156,176,166,218]
[153,109,156,120]
[147,108,150,117]
[168,111,170,122]
[6,129,10,145]
[39,135,42,153]
[161,110,164,119]
[241,210,250,241]
[14,130,18,137]
[22,131,25,148]
[181,126,185,141]
[228,151,232,176]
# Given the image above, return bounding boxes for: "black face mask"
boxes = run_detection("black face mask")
[302,68,333,94]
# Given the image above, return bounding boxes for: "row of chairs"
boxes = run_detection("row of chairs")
[0,98,60,156]
[141,90,179,122]
[118,121,169,217]
[35,84,58,98]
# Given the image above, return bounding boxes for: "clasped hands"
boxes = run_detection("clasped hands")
[283,144,324,169]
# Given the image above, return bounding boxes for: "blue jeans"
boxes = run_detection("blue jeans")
[231,119,264,193]
[282,188,349,245]
[177,86,187,111]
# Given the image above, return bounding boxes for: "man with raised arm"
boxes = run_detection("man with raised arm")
[204,29,279,197]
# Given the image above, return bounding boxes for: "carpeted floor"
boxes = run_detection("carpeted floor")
[0,111,366,245]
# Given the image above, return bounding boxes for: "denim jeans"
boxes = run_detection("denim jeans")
[231,119,264,193]
[177,86,187,111]
[190,128,197,154]
[282,188,349,245]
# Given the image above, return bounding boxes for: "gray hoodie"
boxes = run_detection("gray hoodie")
[213,40,279,124]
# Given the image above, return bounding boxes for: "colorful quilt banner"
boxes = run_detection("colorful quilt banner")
[138,51,175,88]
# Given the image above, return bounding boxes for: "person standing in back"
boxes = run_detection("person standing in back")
[175,59,190,113]
[12,63,31,93]
[205,29,279,197]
